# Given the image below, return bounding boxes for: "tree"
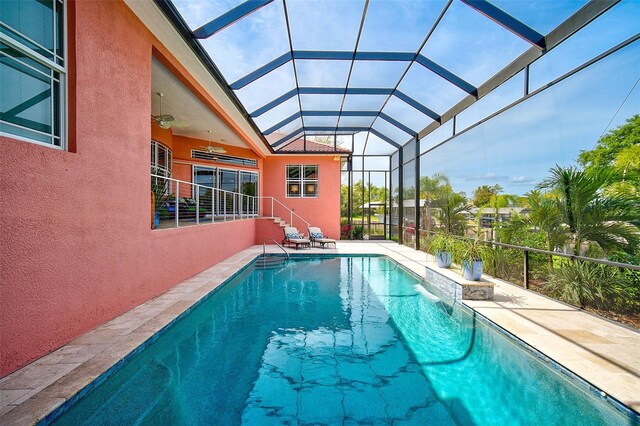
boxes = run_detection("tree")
[433,185,471,236]
[420,173,450,231]
[498,190,568,267]
[538,165,640,256]
[579,115,640,198]
[578,114,640,170]
[472,184,502,207]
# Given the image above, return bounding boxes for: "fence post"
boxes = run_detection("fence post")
[175,182,180,228]
[212,189,215,223]
[271,198,274,217]
[196,185,200,225]
[290,209,293,227]
[524,250,529,289]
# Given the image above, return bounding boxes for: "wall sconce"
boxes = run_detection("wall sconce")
[306,184,316,194]
[290,184,300,194]
[333,156,341,161]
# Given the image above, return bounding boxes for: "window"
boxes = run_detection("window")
[151,141,172,177]
[0,0,66,148]
[286,165,318,198]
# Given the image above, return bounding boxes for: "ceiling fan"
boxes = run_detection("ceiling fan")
[201,130,227,154]
[152,92,188,129]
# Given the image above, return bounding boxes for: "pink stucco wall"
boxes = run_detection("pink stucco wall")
[262,156,342,239]
[0,1,258,376]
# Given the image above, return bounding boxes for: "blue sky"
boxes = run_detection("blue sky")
[170,0,639,195]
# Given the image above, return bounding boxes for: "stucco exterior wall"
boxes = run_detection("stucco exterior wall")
[0,1,257,376]
[262,156,342,239]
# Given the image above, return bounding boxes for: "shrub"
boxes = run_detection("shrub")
[545,261,633,311]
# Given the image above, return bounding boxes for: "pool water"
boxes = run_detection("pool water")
[49,256,636,425]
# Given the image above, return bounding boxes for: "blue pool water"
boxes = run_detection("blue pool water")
[49,256,636,425]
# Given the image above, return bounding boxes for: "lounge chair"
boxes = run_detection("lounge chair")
[283,227,311,249]
[308,226,336,249]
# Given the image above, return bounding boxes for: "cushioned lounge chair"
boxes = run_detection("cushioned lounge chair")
[308,226,336,249]
[283,226,311,249]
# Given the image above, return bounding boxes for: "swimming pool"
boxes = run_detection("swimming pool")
[47,256,637,425]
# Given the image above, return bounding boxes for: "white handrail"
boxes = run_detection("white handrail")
[151,174,258,228]
[258,196,311,229]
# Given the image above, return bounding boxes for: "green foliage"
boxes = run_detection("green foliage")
[539,165,640,256]
[457,239,488,262]
[472,184,502,207]
[433,185,471,236]
[351,225,365,240]
[430,233,456,253]
[578,114,640,170]
[545,261,634,311]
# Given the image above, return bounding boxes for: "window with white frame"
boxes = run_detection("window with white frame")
[286,165,318,198]
[151,141,172,177]
[0,0,66,148]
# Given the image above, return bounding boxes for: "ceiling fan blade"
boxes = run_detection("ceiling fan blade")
[170,120,189,128]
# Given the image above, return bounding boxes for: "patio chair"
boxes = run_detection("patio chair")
[283,227,311,250]
[308,226,336,249]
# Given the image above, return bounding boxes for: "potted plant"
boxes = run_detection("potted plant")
[459,239,486,281]
[431,234,454,268]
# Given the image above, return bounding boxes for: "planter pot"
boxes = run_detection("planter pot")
[462,259,483,281]
[434,250,453,268]
[153,211,160,229]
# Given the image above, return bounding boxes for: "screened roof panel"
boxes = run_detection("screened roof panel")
[352,132,368,156]
[234,62,296,112]
[194,1,290,82]
[420,1,531,86]
[364,133,397,155]
[357,0,446,52]
[269,117,302,139]
[170,0,243,31]
[341,94,390,111]
[337,115,376,129]
[398,63,467,114]
[371,119,413,144]
[287,0,365,51]
[165,0,619,153]
[252,96,300,131]
[382,97,435,133]
[302,116,339,128]
[295,59,351,88]
[490,0,587,34]
[266,129,300,145]
[348,61,408,88]
[299,94,343,111]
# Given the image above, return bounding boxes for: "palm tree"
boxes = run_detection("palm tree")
[433,185,471,235]
[498,190,568,267]
[420,173,450,232]
[539,165,640,256]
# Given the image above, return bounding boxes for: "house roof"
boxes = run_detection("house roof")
[278,138,351,153]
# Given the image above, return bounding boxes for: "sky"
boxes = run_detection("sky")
[170,0,639,196]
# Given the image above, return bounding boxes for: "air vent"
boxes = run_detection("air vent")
[192,150,257,167]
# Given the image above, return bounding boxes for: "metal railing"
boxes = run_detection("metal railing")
[259,196,311,230]
[415,228,640,327]
[263,238,289,260]
[151,174,258,230]
[416,229,640,287]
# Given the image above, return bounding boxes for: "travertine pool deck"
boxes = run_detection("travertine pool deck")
[1,241,638,424]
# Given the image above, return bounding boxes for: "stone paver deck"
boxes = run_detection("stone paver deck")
[1,241,638,424]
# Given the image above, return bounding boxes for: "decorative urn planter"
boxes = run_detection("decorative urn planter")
[434,250,453,268]
[462,259,483,281]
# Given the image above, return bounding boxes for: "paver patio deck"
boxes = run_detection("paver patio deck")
[1,241,638,425]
